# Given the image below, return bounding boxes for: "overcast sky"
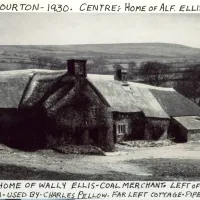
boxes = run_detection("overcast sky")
[0,13,200,48]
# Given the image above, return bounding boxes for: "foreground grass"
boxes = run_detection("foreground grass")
[2,158,200,180]
[2,142,200,180]
[128,158,200,181]
[0,164,152,180]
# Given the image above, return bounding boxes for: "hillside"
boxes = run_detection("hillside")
[57,43,200,58]
[2,42,200,57]
[0,43,200,71]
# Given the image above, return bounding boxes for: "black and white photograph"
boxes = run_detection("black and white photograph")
[1,13,200,181]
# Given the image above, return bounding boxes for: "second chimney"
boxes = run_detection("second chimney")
[114,69,129,85]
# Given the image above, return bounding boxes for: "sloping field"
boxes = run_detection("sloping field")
[1,42,200,60]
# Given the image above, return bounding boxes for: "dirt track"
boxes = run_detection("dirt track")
[1,142,200,180]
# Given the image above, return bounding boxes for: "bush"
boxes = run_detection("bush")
[53,145,106,156]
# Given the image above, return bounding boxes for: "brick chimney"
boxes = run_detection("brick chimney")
[67,59,87,78]
[114,69,129,86]
[67,59,87,95]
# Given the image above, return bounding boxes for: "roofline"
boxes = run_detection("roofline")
[172,114,200,118]
[18,73,36,109]
[112,111,142,114]
[88,73,174,91]
[87,80,110,107]
[0,69,67,73]
[146,116,170,120]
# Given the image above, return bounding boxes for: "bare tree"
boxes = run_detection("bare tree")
[128,61,137,79]
[30,55,49,68]
[175,65,200,103]
[138,61,171,86]
[18,60,31,69]
[113,64,123,71]
[87,58,107,74]
[47,57,65,69]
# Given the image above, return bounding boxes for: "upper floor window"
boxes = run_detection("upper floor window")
[91,107,99,118]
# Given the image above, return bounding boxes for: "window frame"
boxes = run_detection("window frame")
[117,123,127,134]
[91,106,99,118]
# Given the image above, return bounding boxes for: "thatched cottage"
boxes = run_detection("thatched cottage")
[1,59,200,151]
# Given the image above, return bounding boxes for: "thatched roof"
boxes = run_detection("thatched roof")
[1,69,200,120]
[128,83,169,118]
[88,77,140,113]
[21,70,66,108]
[151,89,200,117]
[0,69,66,109]
[88,74,170,118]
[88,74,200,118]
[0,70,33,108]
[173,116,200,130]
[43,84,74,109]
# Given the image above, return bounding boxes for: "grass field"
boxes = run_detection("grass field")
[128,159,200,181]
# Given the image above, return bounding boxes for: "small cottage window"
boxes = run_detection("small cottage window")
[91,107,99,118]
[117,124,127,134]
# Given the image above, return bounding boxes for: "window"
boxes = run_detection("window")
[117,124,127,134]
[91,107,99,118]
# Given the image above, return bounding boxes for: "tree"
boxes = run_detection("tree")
[47,57,65,70]
[30,55,49,68]
[19,55,65,70]
[18,60,31,69]
[138,61,170,86]
[87,58,107,74]
[174,65,200,103]
[113,64,123,71]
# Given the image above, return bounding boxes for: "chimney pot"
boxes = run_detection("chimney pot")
[67,59,87,77]
[114,69,128,82]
